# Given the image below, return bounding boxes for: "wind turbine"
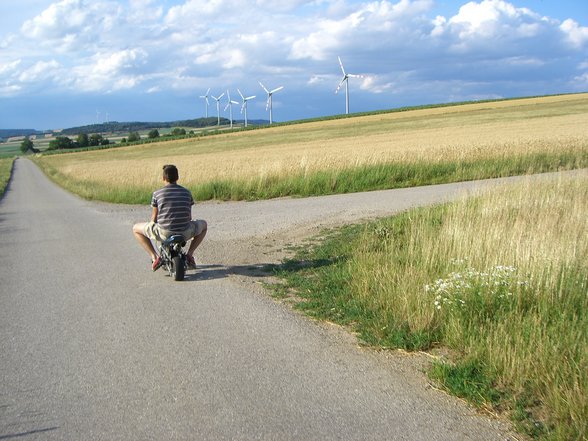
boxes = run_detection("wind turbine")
[211,92,225,126]
[224,90,239,129]
[335,56,364,115]
[238,89,256,128]
[259,81,283,124]
[200,88,211,118]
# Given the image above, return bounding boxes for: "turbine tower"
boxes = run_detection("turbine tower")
[211,92,225,126]
[259,81,283,124]
[238,89,256,128]
[200,88,211,118]
[224,90,239,129]
[335,56,364,115]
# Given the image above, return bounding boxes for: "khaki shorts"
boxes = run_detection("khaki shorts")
[143,220,206,243]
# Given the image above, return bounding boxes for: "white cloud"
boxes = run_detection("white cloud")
[560,19,588,49]
[21,0,123,52]
[449,0,522,33]
[290,0,434,61]
[165,0,225,24]
[18,59,61,82]
[1,0,587,125]
[70,48,149,92]
[503,56,544,67]
[307,74,330,85]
[222,49,247,69]
[432,0,551,52]
[0,84,22,97]
[0,34,16,50]
[0,59,22,76]
[572,72,588,89]
[128,0,164,21]
[360,75,395,93]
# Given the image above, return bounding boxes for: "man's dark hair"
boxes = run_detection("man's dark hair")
[163,164,179,183]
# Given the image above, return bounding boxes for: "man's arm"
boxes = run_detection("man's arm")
[150,206,158,223]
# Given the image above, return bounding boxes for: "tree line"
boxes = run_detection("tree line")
[48,133,112,150]
[19,127,194,153]
[20,133,111,153]
[60,117,228,136]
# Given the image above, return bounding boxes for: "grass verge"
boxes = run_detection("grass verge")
[270,172,588,440]
[0,157,15,199]
[190,149,587,201]
[33,148,588,203]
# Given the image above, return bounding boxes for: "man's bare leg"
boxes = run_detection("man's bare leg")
[187,226,207,256]
[132,222,158,261]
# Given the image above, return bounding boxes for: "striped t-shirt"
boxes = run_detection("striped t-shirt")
[151,183,194,232]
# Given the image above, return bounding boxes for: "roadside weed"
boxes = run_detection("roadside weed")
[427,263,529,321]
[0,158,14,198]
[273,173,588,440]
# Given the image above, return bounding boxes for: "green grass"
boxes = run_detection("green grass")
[33,147,588,203]
[271,174,588,440]
[0,157,15,198]
[429,359,503,407]
[189,149,588,201]
[0,144,23,157]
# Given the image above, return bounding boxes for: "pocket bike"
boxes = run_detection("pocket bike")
[159,235,188,281]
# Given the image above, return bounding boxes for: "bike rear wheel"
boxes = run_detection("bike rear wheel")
[171,255,185,281]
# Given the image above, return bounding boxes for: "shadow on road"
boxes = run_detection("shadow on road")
[184,263,278,281]
[0,427,59,440]
[186,257,341,282]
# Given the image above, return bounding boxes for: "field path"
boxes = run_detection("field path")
[0,158,552,440]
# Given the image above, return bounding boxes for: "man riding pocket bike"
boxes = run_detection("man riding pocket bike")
[133,164,207,271]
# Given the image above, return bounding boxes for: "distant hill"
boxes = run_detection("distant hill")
[0,129,45,140]
[59,117,234,135]
[1,117,273,141]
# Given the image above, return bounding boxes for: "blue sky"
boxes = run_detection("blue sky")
[1,0,587,130]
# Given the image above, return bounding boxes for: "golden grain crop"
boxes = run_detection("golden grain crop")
[37,94,588,189]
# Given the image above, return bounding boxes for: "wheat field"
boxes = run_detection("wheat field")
[35,94,588,196]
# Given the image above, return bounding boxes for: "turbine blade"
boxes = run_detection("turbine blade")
[338,56,346,75]
[206,87,210,95]
[335,77,346,93]
[246,95,256,100]
[259,81,269,93]
[218,92,225,100]
[238,89,245,100]
[270,86,283,93]
[266,97,270,111]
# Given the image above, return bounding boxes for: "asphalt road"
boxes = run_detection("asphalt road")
[0,158,542,440]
